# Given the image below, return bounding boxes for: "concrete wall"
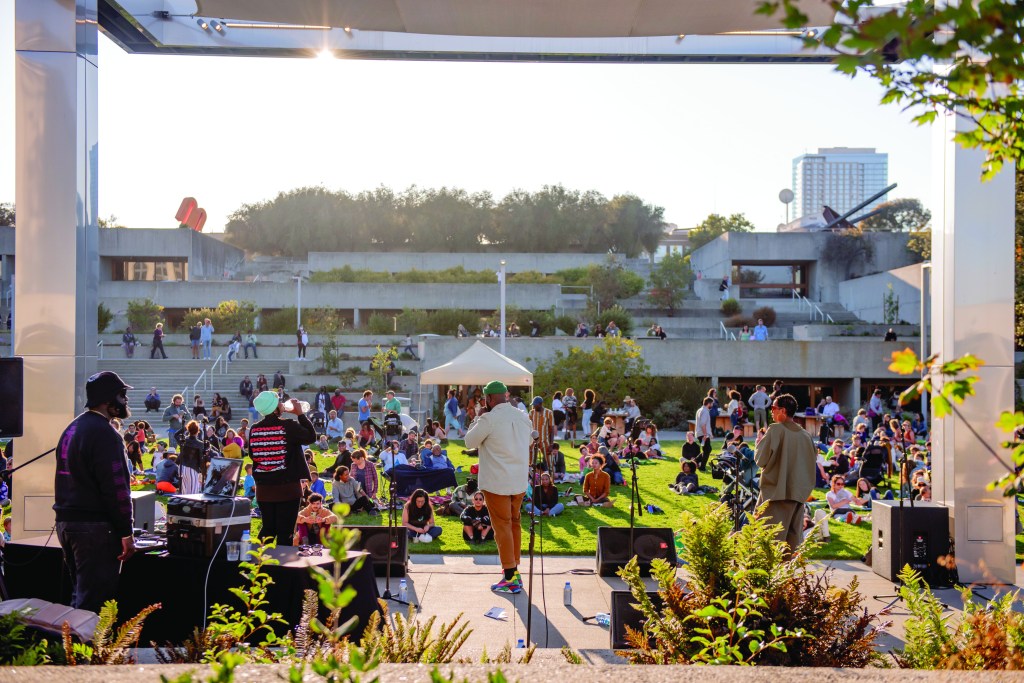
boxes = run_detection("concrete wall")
[838,263,923,324]
[308,251,614,275]
[98,227,246,281]
[689,231,919,303]
[97,281,561,314]
[792,323,919,341]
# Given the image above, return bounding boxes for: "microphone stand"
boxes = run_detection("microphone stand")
[525,452,540,646]
[381,475,415,610]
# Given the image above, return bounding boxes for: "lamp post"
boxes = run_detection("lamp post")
[499,260,507,356]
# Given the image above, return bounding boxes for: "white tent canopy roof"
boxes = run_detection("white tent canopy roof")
[419,341,534,387]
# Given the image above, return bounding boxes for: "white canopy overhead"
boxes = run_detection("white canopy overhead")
[195,0,837,37]
[420,341,533,387]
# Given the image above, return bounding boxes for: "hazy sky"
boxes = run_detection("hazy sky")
[0,0,934,234]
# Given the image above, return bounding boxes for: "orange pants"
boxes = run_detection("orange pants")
[483,491,525,570]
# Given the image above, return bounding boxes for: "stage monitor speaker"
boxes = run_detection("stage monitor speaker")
[610,589,661,650]
[0,357,23,438]
[596,527,676,577]
[345,525,408,577]
[872,500,951,585]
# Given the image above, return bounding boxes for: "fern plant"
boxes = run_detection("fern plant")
[64,600,160,665]
[0,609,52,665]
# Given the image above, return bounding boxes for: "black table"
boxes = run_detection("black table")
[3,535,381,644]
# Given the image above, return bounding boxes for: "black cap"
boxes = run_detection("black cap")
[85,371,133,408]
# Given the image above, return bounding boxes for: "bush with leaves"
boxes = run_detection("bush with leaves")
[618,503,885,666]
[720,298,742,316]
[97,302,114,333]
[181,300,259,335]
[724,314,751,329]
[127,297,164,332]
[535,336,651,404]
[751,306,776,327]
[634,377,711,430]
[367,313,395,335]
[590,305,634,337]
[0,609,54,665]
[427,309,482,336]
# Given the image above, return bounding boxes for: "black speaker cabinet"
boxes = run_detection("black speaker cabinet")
[345,525,408,577]
[596,526,676,577]
[872,500,951,585]
[0,357,23,438]
[610,589,662,649]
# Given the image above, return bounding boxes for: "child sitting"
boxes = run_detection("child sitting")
[671,459,700,494]
[460,492,494,544]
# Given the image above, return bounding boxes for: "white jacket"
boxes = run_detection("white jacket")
[464,402,532,496]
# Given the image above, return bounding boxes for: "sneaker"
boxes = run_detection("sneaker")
[845,512,855,523]
[491,578,523,594]
[411,534,420,543]
[418,533,433,543]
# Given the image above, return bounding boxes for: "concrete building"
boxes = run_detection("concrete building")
[792,147,889,219]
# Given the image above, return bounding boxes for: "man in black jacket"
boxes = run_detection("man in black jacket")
[248,391,317,546]
[53,371,137,612]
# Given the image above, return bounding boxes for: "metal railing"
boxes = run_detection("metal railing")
[719,321,737,341]
[790,290,835,324]
[97,339,104,359]
[210,353,227,377]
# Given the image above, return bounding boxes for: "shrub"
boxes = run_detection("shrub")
[751,306,777,327]
[260,308,298,334]
[724,314,751,328]
[366,313,394,335]
[396,308,430,335]
[634,377,710,429]
[428,309,482,336]
[720,298,742,316]
[261,308,346,334]
[97,302,114,333]
[126,298,163,333]
[619,503,886,666]
[535,337,650,401]
[508,270,557,284]
[181,300,259,334]
[591,305,634,337]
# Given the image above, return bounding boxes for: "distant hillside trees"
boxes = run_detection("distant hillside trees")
[224,184,665,257]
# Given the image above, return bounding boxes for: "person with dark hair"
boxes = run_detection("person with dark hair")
[331,466,377,514]
[445,478,478,516]
[672,459,700,494]
[460,492,494,544]
[295,493,338,544]
[581,388,596,436]
[694,397,715,470]
[248,391,317,547]
[755,393,817,555]
[53,371,137,612]
[178,420,207,494]
[583,454,613,507]
[403,488,442,543]
[525,472,565,517]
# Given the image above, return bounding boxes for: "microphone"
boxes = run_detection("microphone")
[531,430,540,441]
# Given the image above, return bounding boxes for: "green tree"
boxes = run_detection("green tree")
[606,194,667,258]
[686,213,755,253]
[97,302,113,333]
[757,0,1024,179]
[534,337,651,402]
[647,253,694,314]
[907,229,931,261]
[0,203,15,227]
[126,298,163,333]
[181,300,259,334]
[98,215,125,229]
[861,198,932,232]
[370,345,399,394]
[587,258,645,312]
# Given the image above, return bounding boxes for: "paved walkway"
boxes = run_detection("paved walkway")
[382,554,1024,661]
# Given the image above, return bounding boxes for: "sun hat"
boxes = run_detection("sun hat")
[253,390,281,416]
[483,380,508,395]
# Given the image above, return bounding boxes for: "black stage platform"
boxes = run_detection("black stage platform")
[3,535,381,643]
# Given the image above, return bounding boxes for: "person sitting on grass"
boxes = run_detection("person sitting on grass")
[671,459,700,494]
[358,421,377,449]
[826,475,868,524]
[349,449,380,506]
[424,444,455,470]
[854,477,893,508]
[309,469,327,498]
[311,434,332,452]
[548,443,566,482]
[403,488,442,543]
[295,493,339,545]
[445,477,478,516]
[155,453,179,494]
[597,417,625,450]
[460,491,494,544]
[582,454,614,507]
[525,472,565,517]
[598,446,625,485]
[331,466,378,515]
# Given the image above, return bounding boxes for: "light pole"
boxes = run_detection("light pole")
[293,275,303,328]
[499,260,507,356]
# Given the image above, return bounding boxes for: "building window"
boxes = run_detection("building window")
[112,259,188,281]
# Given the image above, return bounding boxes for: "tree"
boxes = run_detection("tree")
[907,229,931,261]
[757,0,1024,179]
[126,298,163,333]
[0,203,13,227]
[606,194,667,258]
[587,258,645,312]
[534,337,651,402]
[686,213,755,253]
[861,198,932,233]
[98,215,125,229]
[97,302,113,333]
[647,253,694,314]
[370,345,399,395]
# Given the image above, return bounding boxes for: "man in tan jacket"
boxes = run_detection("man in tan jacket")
[755,393,816,555]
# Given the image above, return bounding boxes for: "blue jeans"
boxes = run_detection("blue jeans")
[611,472,624,485]
[202,339,212,359]
[526,502,565,517]
[56,521,123,613]
[244,343,258,358]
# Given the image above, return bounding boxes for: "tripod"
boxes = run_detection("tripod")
[380,475,416,610]
[872,431,916,609]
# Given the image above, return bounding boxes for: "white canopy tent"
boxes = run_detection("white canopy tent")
[419,341,533,388]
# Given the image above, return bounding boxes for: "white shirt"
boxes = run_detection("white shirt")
[379,450,408,471]
[326,417,345,439]
[826,487,854,511]
[695,406,712,440]
[626,403,641,420]
[822,401,840,419]
[552,398,564,412]
[464,402,532,496]
[726,399,739,417]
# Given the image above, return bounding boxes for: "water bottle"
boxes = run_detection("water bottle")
[284,399,311,414]
[563,581,572,606]
[398,579,408,602]
[516,639,525,649]
[595,612,611,627]
[240,530,251,559]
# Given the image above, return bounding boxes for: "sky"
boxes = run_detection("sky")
[0,0,934,235]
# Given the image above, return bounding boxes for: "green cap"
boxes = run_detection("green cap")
[253,390,281,416]
[483,380,508,395]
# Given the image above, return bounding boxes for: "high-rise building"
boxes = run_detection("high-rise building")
[791,147,888,219]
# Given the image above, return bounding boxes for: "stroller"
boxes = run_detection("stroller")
[309,410,327,436]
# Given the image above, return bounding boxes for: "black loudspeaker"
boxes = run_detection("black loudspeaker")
[596,526,676,577]
[872,500,951,585]
[610,589,661,649]
[0,357,23,438]
[345,525,408,577]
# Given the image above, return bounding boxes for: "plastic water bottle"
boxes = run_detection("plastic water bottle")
[563,581,572,606]
[516,639,525,649]
[595,612,611,627]
[240,531,251,559]
[398,579,408,602]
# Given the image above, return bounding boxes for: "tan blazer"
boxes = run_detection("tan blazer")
[755,420,816,503]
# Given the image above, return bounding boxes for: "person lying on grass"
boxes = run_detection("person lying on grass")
[583,454,614,508]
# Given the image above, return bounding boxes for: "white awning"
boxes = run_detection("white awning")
[419,340,533,387]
